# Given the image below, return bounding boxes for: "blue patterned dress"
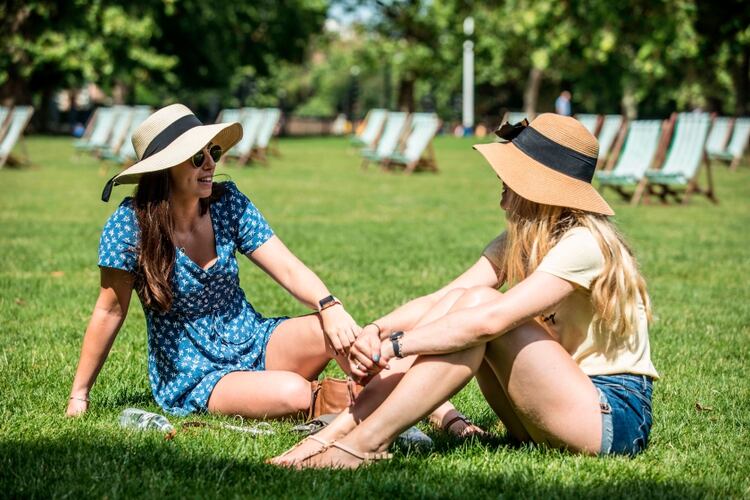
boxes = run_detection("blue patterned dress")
[98,181,286,415]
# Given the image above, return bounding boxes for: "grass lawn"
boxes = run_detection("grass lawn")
[1,135,749,499]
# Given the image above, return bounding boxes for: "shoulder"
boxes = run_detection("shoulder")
[538,227,604,288]
[104,197,137,228]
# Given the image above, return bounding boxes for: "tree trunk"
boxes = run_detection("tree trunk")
[397,77,415,112]
[523,67,543,117]
[734,45,749,116]
[621,82,638,120]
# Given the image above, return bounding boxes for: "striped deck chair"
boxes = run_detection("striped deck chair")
[576,114,600,136]
[643,113,715,204]
[0,106,35,168]
[501,111,529,125]
[596,115,624,164]
[103,105,152,164]
[705,117,733,158]
[0,106,11,139]
[75,107,116,151]
[98,106,134,158]
[361,112,408,169]
[709,117,750,171]
[216,108,244,124]
[352,109,387,148]
[253,108,281,163]
[227,108,264,164]
[596,120,663,205]
[384,112,441,173]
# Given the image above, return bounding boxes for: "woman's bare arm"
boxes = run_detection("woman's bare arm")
[66,267,134,416]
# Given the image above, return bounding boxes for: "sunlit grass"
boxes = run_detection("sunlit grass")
[1,135,748,498]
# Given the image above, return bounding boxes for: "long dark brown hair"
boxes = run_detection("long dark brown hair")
[133,170,224,312]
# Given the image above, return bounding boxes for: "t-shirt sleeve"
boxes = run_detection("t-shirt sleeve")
[225,182,275,254]
[482,231,507,272]
[536,228,604,289]
[98,200,138,273]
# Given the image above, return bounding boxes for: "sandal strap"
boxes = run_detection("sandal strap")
[330,441,393,463]
[444,414,472,430]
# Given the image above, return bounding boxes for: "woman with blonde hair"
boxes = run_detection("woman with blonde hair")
[272,113,658,468]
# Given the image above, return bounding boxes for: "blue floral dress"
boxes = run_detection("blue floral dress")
[98,181,286,415]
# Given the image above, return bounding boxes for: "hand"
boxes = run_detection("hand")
[349,323,389,381]
[66,394,89,417]
[319,304,361,355]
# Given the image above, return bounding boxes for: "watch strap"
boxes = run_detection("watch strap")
[390,331,405,358]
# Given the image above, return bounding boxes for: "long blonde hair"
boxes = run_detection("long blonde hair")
[499,190,651,341]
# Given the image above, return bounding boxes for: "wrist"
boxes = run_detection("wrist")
[389,330,405,358]
[317,294,342,312]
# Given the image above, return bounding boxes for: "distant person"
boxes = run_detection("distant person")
[272,114,657,468]
[555,90,572,116]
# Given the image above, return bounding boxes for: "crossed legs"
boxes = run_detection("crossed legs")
[293,286,603,468]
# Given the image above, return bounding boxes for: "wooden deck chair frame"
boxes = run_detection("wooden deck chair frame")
[640,114,717,206]
[352,109,387,149]
[0,106,35,168]
[251,108,281,164]
[361,112,409,170]
[381,114,441,174]
[575,113,602,137]
[597,117,671,205]
[710,117,750,171]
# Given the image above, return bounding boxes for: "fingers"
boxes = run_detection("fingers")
[327,331,344,355]
[370,334,389,369]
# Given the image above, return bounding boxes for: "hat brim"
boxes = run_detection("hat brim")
[112,122,242,185]
[473,142,614,216]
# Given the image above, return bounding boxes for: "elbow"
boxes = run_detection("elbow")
[474,307,510,343]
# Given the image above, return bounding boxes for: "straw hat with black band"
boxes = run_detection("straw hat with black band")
[101,104,243,202]
[474,113,614,216]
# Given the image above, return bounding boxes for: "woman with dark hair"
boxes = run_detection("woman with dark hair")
[66,104,475,429]
[65,104,366,418]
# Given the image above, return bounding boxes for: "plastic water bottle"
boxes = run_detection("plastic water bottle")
[119,408,175,433]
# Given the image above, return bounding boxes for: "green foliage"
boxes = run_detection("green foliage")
[1,136,749,497]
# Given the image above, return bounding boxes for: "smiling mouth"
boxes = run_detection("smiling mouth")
[198,175,213,184]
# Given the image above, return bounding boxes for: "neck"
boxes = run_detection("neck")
[170,193,202,233]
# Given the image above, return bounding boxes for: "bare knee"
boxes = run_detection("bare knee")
[276,376,313,414]
[454,286,502,309]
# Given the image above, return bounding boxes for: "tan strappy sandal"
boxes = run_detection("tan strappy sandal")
[326,441,393,467]
[266,434,331,466]
[442,413,487,438]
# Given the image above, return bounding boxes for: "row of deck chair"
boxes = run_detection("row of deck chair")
[595,112,749,205]
[705,116,750,170]
[75,105,152,164]
[0,105,35,168]
[216,108,281,165]
[354,109,441,173]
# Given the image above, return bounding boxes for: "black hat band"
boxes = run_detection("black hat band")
[512,126,597,183]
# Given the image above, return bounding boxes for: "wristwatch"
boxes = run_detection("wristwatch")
[390,330,405,358]
[318,295,341,312]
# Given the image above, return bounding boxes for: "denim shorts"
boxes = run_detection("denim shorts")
[590,374,654,456]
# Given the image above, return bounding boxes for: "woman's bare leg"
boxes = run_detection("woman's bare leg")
[481,321,602,454]
[208,314,348,419]
[269,288,473,465]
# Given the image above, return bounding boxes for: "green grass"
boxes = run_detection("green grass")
[1,136,749,498]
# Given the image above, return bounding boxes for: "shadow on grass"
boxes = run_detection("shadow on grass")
[1,432,713,499]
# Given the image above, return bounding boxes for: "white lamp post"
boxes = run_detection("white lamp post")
[462,16,475,136]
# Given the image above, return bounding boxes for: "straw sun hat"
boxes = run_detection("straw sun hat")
[101,104,242,201]
[474,113,614,216]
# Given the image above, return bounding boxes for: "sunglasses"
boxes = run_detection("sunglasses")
[191,144,223,168]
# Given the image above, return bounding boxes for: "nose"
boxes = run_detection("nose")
[203,149,216,170]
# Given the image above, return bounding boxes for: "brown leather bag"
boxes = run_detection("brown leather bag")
[308,377,363,420]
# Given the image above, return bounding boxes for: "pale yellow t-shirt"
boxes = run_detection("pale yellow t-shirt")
[482,227,659,379]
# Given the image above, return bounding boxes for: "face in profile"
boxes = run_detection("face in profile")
[499,179,514,211]
[168,143,217,199]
